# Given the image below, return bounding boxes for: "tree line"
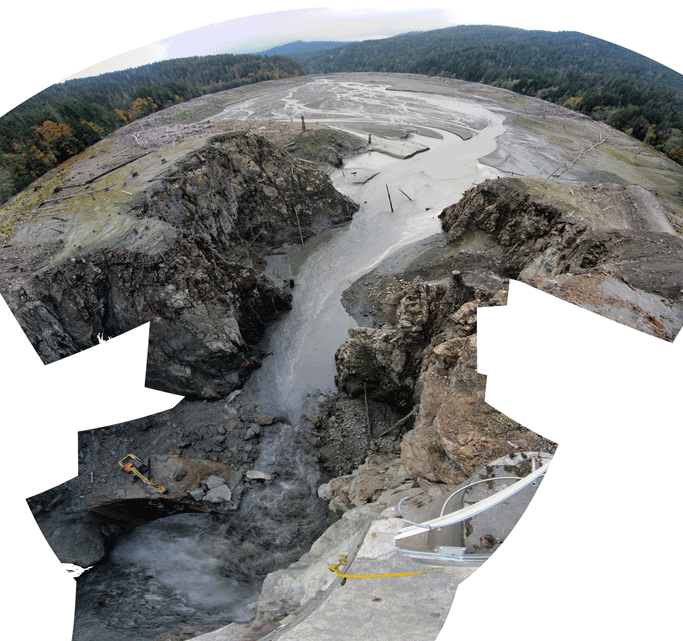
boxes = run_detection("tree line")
[2,26,682,205]
[0,54,304,203]
[295,26,683,166]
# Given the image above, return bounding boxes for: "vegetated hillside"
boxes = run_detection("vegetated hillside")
[0,54,304,203]
[300,25,683,166]
[256,40,353,57]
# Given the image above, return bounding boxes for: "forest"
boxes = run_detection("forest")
[0,54,304,203]
[1,25,682,204]
[295,26,683,167]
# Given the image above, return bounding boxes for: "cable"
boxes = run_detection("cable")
[397,495,432,530]
[328,555,423,579]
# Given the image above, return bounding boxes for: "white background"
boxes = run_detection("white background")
[1,3,681,640]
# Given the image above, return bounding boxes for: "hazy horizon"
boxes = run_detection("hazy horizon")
[66,8,459,80]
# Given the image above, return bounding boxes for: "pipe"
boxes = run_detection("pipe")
[397,495,432,530]
[439,476,523,517]
[396,461,551,540]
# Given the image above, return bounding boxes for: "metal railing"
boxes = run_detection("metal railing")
[395,460,551,540]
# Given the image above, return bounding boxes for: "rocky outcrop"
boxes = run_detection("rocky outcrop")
[15,117,363,591]
[281,173,682,641]
[440,177,683,339]
[334,176,683,486]
[1,126,358,398]
[29,392,332,574]
[401,287,555,484]
[318,453,412,514]
[8,72,681,640]
[336,279,554,485]
[335,283,443,404]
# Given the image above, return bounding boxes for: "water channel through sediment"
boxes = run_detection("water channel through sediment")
[73,78,506,641]
[239,78,506,421]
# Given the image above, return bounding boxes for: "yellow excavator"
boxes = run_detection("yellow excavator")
[118,453,166,493]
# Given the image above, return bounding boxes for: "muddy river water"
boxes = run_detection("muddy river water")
[73,77,509,640]
[219,77,506,421]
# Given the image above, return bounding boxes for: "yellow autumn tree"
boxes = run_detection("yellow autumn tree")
[644,123,658,146]
[80,119,103,136]
[31,144,58,166]
[130,97,158,120]
[34,120,80,157]
[11,140,56,175]
[36,121,73,144]
[662,129,683,164]
[115,108,130,124]
[562,96,583,110]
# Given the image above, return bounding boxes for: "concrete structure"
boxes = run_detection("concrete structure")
[195,451,550,641]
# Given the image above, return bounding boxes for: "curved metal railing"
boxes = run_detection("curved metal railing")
[395,460,551,540]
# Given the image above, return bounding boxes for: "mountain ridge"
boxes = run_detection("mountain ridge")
[255,40,353,56]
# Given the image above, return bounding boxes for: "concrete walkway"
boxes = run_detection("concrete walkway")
[194,451,549,641]
[266,517,478,641]
[195,515,478,641]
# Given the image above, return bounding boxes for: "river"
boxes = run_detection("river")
[225,77,506,421]
[72,77,506,641]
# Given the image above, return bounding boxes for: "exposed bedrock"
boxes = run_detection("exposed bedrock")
[440,176,683,338]
[3,131,358,398]
[334,176,683,485]
[29,398,330,574]
[334,283,442,406]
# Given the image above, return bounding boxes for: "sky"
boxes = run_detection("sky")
[64,8,462,79]
[1,2,682,117]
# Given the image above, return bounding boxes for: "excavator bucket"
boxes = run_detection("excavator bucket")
[118,453,166,493]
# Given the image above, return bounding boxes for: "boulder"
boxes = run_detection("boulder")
[203,485,233,503]
[189,487,205,501]
[318,454,411,514]
[245,470,272,481]
[204,474,227,490]
[48,521,106,568]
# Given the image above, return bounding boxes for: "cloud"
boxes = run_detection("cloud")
[66,8,460,79]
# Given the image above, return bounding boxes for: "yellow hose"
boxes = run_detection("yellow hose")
[328,555,422,579]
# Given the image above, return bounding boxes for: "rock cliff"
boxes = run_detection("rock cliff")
[0,123,358,398]
[334,176,683,487]
[237,172,682,641]
[6,73,683,641]
[6,117,365,585]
